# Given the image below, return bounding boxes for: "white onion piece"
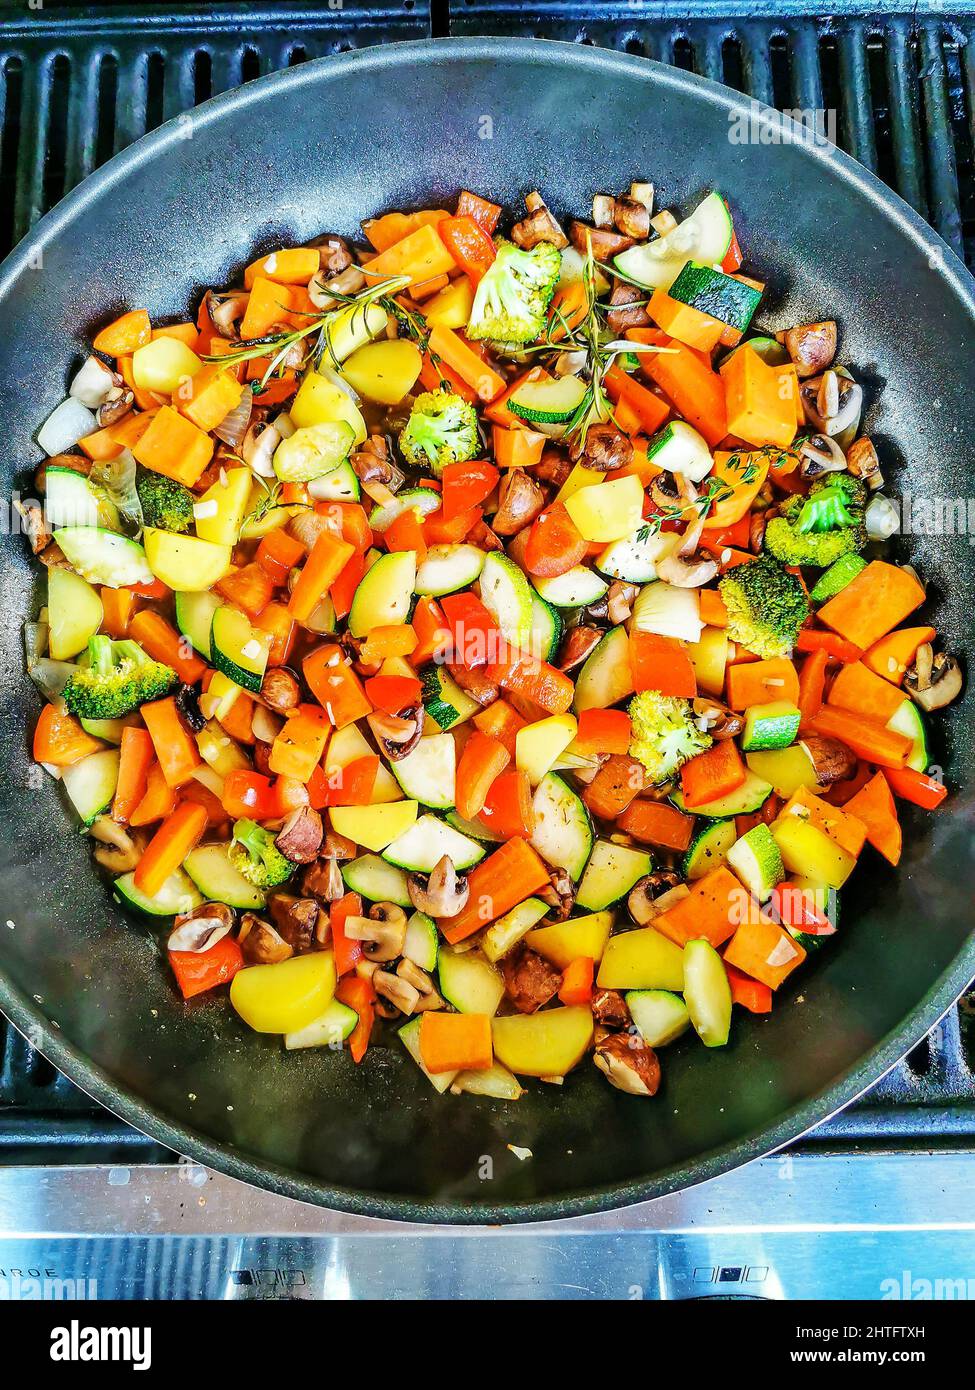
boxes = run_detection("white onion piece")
[28,657,77,702]
[212,390,253,449]
[865,494,900,541]
[69,356,116,408]
[273,411,296,440]
[37,398,96,456]
[766,935,799,968]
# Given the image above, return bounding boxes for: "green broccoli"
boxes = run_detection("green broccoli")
[628,690,712,786]
[135,466,195,533]
[229,819,295,889]
[719,556,810,659]
[466,238,562,344]
[764,472,867,568]
[62,636,177,719]
[398,389,480,475]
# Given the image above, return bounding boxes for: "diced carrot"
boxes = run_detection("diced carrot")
[128,609,206,684]
[844,771,902,865]
[604,363,670,435]
[100,586,136,638]
[807,705,911,770]
[256,529,306,586]
[629,630,697,697]
[303,644,372,728]
[492,424,546,468]
[827,661,906,724]
[108,408,157,450]
[699,589,728,628]
[642,336,727,446]
[702,449,772,530]
[78,425,124,461]
[817,561,926,652]
[362,222,458,288]
[411,596,450,666]
[723,911,806,990]
[419,1011,493,1073]
[141,696,201,787]
[362,208,449,253]
[797,647,828,729]
[472,699,526,758]
[128,762,177,826]
[111,726,155,824]
[177,363,245,433]
[244,247,320,289]
[288,531,355,623]
[440,838,550,943]
[216,689,255,743]
[131,405,214,487]
[862,626,937,687]
[648,287,725,351]
[330,891,364,976]
[559,957,594,1007]
[617,798,694,851]
[152,321,199,349]
[794,629,862,664]
[33,703,102,767]
[726,657,800,711]
[133,801,207,897]
[720,343,797,448]
[358,624,417,664]
[654,866,746,949]
[725,963,773,1014]
[93,309,151,357]
[239,276,295,339]
[680,740,746,809]
[269,705,330,783]
[455,731,510,821]
[427,324,505,401]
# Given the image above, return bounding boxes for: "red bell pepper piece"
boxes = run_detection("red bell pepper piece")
[335,973,376,1063]
[331,892,363,976]
[440,590,501,668]
[456,190,502,235]
[882,765,949,810]
[221,769,279,820]
[724,963,772,1014]
[364,673,422,715]
[441,459,499,521]
[523,504,588,579]
[169,936,244,1000]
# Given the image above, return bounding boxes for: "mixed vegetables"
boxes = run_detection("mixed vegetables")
[24,182,963,1101]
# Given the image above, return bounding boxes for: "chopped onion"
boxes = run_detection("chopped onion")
[28,658,77,702]
[767,935,800,968]
[191,764,225,798]
[631,580,704,643]
[212,388,253,449]
[317,364,361,406]
[69,356,116,408]
[37,397,97,456]
[90,449,142,532]
[865,493,900,541]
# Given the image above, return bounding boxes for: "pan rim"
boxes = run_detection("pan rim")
[1,35,974,1225]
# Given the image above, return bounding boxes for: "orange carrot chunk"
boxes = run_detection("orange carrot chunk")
[134,801,207,898]
[441,838,550,944]
[817,560,926,652]
[419,1012,493,1074]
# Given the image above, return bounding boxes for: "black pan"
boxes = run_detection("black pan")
[1,38,973,1224]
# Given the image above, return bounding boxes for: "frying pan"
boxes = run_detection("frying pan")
[0,38,973,1224]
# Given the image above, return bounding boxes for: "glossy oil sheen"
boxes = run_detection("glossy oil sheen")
[0,39,972,1223]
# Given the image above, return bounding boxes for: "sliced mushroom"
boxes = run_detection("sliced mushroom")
[539,866,575,921]
[800,734,858,785]
[260,667,301,713]
[784,320,837,378]
[306,232,353,275]
[301,855,345,903]
[569,421,633,473]
[606,279,651,333]
[241,420,280,477]
[274,806,323,864]
[592,193,616,229]
[594,1031,661,1096]
[308,263,367,311]
[554,348,588,377]
[367,704,423,761]
[467,517,504,553]
[607,580,638,625]
[692,697,744,741]
[627,870,683,926]
[798,432,847,479]
[846,435,884,491]
[800,372,862,437]
[557,624,602,673]
[89,816,146,873]
[96,386,135,428]
[492,469,545,535]
[612,195,651,240]
[206,289,249,339]
[267,894,322,952]
[533,447,573,489]
[446,661,499,707]
[343,903,408,963]
[373,969,421,1018]
[396,958,443,1011]
[569,221,633,262]
[238,913,293,964]
[511,191,569,251]
[408,855,469,917]
[168,902,234,954]
[15,499,53,556]
[656,547,719,588]
[905,646,963,712]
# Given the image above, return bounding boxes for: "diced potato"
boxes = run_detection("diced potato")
[423,278,475,330]
[290,371,367,442]
[193,467,253,548]
[527,911,614,969]
[230,952,336,1034]
[329,800,418,852]
[131,336,203,394]
[491,1007,594,1078]
[322,302,388,364]
[746,744,818,798]
[688,625,728,697]
[771,814,856,889]
[564,475,643,543]
[340,340,423,406]
[596,927,684,991]
[515,713,577,786]
[143,528,231,591]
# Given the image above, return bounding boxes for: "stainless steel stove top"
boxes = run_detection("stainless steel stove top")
[2,1152,974,1299]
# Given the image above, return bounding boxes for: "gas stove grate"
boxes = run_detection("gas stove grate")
[2,1,975,1163]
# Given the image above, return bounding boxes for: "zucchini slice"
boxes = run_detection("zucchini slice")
[576,840,652,912]
[740,701,801,752]
[438,946,505,1016]
[46,466,119,531]
[530,772,593,881]
[368,486,441,534]
[683,819,737,881]
[445,809,505,843]
[341,853,412,907]
[527,592,562,662]
[62,748,120,825]
[391,733,456,810]
[183,842,266,911]
[114,867,202,918]
[285,998,358,1050]
[668,260,762,333]
[307,459,361,502]
[210,605,272,694]
[422,666,479,731]
[646,419,713,484]
[533,565,608,610]
[573,625,634,713]
[383,813,485,873]
[414,543,485,597]
[508,374,587,427]
[348,551,416,637]
[478,551,533,647]
[175,590,222,660]
[53,527,153,588]
[613,190,733,291]
[403,911,439,972]
[683,939,733,1048]
[626,989,691,1047]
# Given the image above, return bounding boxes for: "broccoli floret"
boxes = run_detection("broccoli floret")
[228,819,295,889]
[719,557,810,659]
[62,636,177,719]
[628,691,712,786]
[398,389,480,475]
[764,472,867,568]
[135,467,194,533]
[466,239,562,345]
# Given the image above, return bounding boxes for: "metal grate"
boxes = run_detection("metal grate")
[2,0,975,1162]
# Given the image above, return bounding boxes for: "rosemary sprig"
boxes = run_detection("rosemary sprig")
[635,476,736,541]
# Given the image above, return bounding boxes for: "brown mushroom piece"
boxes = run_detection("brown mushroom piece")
[168,902,235,954]
[260,667,301,713]
[510,191,569,251]
[800,734,858,786]
[798,432,847,479]
[533,447,572,489]
[569,421,633,473]
[606,279,651,333]
[447,661,499,707]
[692,696,744,741]
[15,499,53,556]
[592,988,632,1029]
[845,435,885,491]
[308,263,367,311]
[367,703,423,761]
[904,646,963,712]
[557,624,602,673]
[267,894,322,953]
[306,232,353,275]
[539,866,575,921]
[241,420,281,478]
[206,289,249,339]
[238,913,293,964]
[594,1031,661,1096]
[656,545,719,589]
[612,195,651,240]
[396,958,444,1011]
[408,855,469,918]
[274,806,323,864]
[500,947,562,1013]
[301,856,345,903]
[569,220,633,261]
[800,372,862,437]
[343,902,408,963]
[492,469,545,536]
[783,320,837,378]
[373,969,421,1018]
[89,816,146,873]
[607,580,638,625]
[627,870,684,926]
[96,386,135,428]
